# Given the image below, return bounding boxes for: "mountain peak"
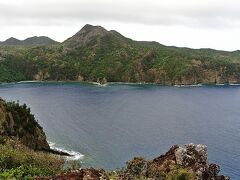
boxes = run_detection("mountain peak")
[63,24,109,50]
[7,37,20,41]
[78,24,108,36]
[3,37,22,45]
[81,24,106,31]
[81,24,99,30]
[0,36,57,46]
[23,36,58,45]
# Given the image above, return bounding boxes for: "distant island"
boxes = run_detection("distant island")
[0,24,240,85]
[0,98,229,179]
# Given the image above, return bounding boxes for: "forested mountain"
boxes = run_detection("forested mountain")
[0,36,57,46]
[0,24,240,84]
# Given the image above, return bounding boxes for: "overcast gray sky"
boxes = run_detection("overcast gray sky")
[0,0,239,51]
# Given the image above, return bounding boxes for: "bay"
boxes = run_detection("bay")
[0,82,239,179]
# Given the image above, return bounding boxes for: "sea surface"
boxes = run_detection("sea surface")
[0,82,239,179]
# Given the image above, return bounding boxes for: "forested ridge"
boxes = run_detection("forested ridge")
[1,24,240,85]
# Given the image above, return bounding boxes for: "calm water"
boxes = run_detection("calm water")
[0,82,239,179]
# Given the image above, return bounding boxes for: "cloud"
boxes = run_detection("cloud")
[0,0,240,29]
[0,0,240,51]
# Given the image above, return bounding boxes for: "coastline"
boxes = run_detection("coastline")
[48,141,84,161]
[1,80,240,87]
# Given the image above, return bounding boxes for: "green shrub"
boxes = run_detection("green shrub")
[65,160,81,171]
[0,165,52,180]
[167,168,195,180]
[126,157,147,178]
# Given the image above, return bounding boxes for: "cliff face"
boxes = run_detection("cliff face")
[0,99,49,150]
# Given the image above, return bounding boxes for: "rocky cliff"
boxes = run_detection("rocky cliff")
[0,98,50,150]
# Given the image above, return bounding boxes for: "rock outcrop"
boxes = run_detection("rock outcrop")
[150,143,229,180]
[36,169,109,180]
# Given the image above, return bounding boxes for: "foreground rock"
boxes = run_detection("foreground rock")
[36,168,109,180]
[36,143,229,180]
[150,143,229,180]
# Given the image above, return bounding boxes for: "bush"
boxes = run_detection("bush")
[126,157,147,177]
[146,162,167,179]
[166,168,195,180]
[65,160,81,171]
[0,165,52,180]
[0,136,7,145]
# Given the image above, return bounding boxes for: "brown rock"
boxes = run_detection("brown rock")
[36,169,109,180]
[149,143,229,180]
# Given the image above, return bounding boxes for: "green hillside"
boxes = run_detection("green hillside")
[1,24,240,84]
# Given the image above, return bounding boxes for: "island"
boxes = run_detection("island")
[0,24,240,85]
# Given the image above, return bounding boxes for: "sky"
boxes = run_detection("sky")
[0,0,240,51]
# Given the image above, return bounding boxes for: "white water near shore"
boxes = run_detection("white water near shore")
[48,141,84,160]
[174,84,203,87]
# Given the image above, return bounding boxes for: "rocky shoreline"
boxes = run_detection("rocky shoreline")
[2,80,240,87]
[38,148,72,156]
[36,143,230,180]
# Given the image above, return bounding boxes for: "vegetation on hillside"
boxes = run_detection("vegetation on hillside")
[0,98,50,150]
[0,36,57,46]
[0,137,64,179]
[1,24,240,84]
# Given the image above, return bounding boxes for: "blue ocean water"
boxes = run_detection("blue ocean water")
[0,82,239,179]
